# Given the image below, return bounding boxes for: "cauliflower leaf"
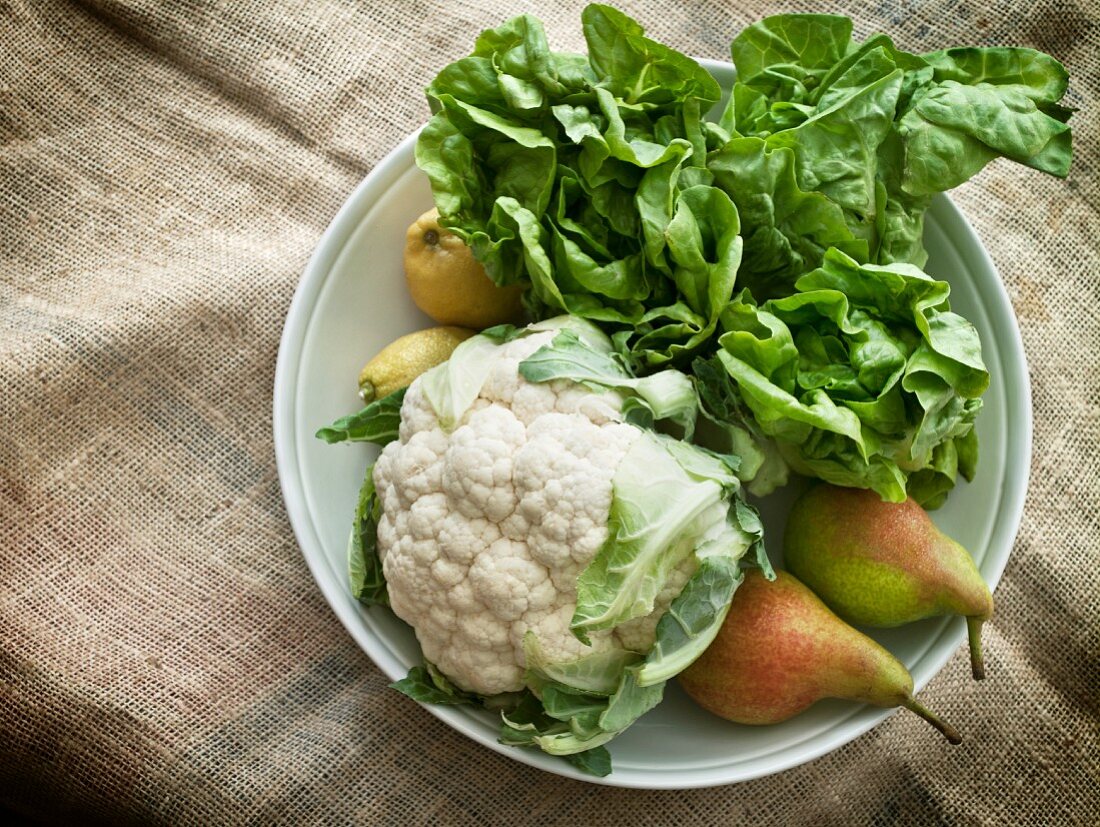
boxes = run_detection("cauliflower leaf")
[315,387,406,445]
[347,462,387,606]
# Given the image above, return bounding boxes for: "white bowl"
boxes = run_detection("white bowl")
[273,59,1030,788]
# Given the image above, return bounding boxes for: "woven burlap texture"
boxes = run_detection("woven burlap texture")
[1,0,1097,824]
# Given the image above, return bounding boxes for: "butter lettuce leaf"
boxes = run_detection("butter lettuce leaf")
[417,6,738,369]
[707,137,862,300]
[714,250,988,505]
[723,14,1073,270]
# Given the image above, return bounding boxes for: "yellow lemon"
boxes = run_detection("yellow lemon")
[404,208,525,328]
[358,326,475,401]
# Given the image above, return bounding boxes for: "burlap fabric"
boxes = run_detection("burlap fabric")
[1,0,1097,823]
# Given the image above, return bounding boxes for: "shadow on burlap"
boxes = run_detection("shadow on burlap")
[1,0,1097,824]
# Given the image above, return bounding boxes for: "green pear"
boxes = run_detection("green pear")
[678,570,961,743]
[783,484,995,680]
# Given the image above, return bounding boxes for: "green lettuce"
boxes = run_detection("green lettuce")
[712,249,987,505]
[723,14,1074,288]
[691,354,790,496]
[416,4,1069,418]
[706,136,864,301]
[416,5,741,369]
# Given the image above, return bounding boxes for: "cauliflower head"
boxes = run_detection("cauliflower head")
[375,329,690,694]
[329,318,766,760]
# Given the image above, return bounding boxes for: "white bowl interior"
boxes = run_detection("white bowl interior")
[274,60,1030,788]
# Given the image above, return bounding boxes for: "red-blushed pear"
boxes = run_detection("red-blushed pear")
[783,484,994,680]
[677,570,961,743]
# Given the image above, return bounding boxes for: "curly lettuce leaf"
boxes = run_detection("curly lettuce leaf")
[720,14,1074,272]
[583,5,720,105]
[896,79,1072,198]
[766,63,903,252]
[731,14,853,104]
[417,7,738,370]
[715,249,987,504]
[691,355,790,496]
[707,137,862,300]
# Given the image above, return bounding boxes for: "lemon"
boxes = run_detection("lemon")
[358,326,475,401]
[404,208,525,328]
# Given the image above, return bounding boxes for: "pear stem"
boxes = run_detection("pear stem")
[967,616,986,681]
[903,698,962,745]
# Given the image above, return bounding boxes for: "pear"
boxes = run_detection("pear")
[678,569,961,743]
[783,484,994,680]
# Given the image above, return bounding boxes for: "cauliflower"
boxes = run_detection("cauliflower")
[333,318,765,760]
[375,329,695,694]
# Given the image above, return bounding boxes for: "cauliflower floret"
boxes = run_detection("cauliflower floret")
[512,603,621,667]
[376,332,668,696]
[515,412,637,590]
[441,405,525,521]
